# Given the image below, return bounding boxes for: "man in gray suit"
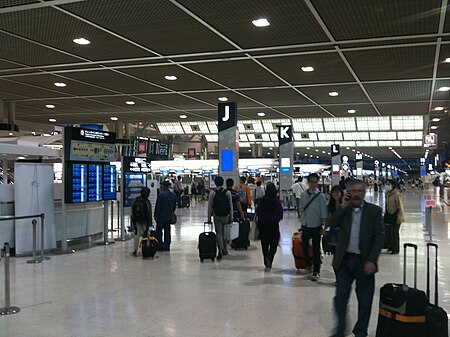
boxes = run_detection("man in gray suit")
[329,179,385,337]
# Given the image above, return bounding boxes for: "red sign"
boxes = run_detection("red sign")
[188,148,196,159]
[425,199,436,208]
[137,140,148,157]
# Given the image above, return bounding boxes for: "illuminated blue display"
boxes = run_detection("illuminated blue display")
[103,165,116,200]
[221,149,233,172]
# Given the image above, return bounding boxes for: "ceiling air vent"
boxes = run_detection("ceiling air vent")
[301,133,309,139]
[244,124,253,130]
[191,125,199,131]
[255,134,262,140]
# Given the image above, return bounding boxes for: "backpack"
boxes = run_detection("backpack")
[132,198,148,224]
[213,188,231,216]
[237,186,247,203]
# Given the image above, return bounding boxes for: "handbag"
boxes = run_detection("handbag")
[383,210,398,225]
[170,213,177,224]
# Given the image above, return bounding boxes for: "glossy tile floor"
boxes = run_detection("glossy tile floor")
[0,188,449,337]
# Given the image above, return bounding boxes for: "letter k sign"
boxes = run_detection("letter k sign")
[280,126,290,139]
[222,106,230,122]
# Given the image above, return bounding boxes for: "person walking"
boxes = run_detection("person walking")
[325,185,344,253]
[253,180,265,207]
[173,176,183,208]
[207,176,233,260]
[255,183,283,271]
[226,178,244,222]
[291,177,307,217]
[130,187,153,257]
[384,179,405,255]
[154,180,176,251]
[235,176,252,212]
[329,179,385,337]
[299,173,328,281]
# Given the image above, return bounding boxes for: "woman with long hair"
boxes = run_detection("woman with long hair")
[384,179,405,254]
[255,183,283,271]
[325,185,344,253]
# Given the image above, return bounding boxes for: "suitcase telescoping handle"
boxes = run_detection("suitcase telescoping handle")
[427,242,439,305]
[403,243,418,288]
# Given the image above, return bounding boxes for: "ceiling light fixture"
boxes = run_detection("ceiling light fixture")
[165,75,177,81]
[73,38,91,45]
[438,86,450,92]
[54,82,66,87]
[434,107,444,111]
[48,118,56,123]
[329,92,339,97]
[252,18,270,27]
[179,114,187,119]
[432,118,440,122]
[125,101,135,105]
[445,58,450,63]
[110,117,118,121]
[301,66,314,72]
[46,104,55,109]
[8,132,13,136]
[347,109,356,114]
[218,97,228,102]
[257,112,266,117]
[430,126,438,130]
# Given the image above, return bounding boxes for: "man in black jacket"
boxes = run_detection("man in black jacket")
[154,180,176,251]
[329,179,385,337]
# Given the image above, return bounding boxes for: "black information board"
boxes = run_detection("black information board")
[66,163,88,203]
[148,140,170,160]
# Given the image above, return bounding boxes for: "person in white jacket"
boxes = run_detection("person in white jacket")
[291,177,307,217]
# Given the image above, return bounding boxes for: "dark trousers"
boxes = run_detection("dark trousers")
[301,226,321,273]
[385,223,400,253]
[156,221,171,250]
[334,253,375,337]
[175,191,181,207]
[260,223,280,267]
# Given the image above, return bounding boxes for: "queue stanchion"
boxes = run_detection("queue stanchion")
[110,200,115,240]
[0,243,20,315]
[39,214,50,261]
[27,219,41,264]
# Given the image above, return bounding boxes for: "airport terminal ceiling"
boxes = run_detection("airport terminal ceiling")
[0,0,449,163]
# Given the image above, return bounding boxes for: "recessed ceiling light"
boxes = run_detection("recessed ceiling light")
[445,57,450,63]
[327,152,331,155]
[248,149,252,152]
[301,66,314,72]
[388,147,392,149]
[432,118,440,122]
[125,100,135,105]
[310,155,313,157]
[306,147,310,150]
[257,112,266,117]
[352,149,356,152]
[73,38,91,45]
[252,18,270,27]
[438,86,450,92]
[434,107,444,111]
[46,104,55,109]
[296,152,299,155]
[8,132,13,136]
[347,109,356,114]
[218,97,228,102]
[304,154,308,156]
[150,124,154,128]
[110,117,118,121]
[430,126,438,129]
[48,118,56,123]
[315,149,319,152]
[267,152,271,155]
[180,114,187,119]
[269,147,273,150]
[322,151,326,153]
[165,75,177,81]
[346,147,350,149]
[54,82,66,87]
[316,156,319,159]
[329,92,339,97]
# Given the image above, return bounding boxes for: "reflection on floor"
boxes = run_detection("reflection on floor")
[0,188,449,337]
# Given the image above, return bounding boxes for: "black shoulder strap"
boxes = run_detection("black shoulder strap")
[303,192,321,212]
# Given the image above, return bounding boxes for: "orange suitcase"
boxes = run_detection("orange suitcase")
[292,231,314,270]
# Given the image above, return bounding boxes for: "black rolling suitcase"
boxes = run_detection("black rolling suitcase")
[180,194,190,208]
[141,228,158,259]
[231,219,250,250]
[375,243,427,337]
[198,222,216,262]
[425,243,448,337]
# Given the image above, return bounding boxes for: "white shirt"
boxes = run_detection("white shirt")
[291,182,307,198]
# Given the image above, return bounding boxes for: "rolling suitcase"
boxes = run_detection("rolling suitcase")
[180,194,190,208]
[231,219,250,250]
[375,243,427,337]
[198,222,216,262]
[224,222,239,242]
[141,228,158,259]
[425,243,448,337]
[292,231,313,270]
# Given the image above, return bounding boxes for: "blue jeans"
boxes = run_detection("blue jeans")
[334,253,375,337]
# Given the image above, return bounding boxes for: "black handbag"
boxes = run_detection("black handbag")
[384,210,398,225]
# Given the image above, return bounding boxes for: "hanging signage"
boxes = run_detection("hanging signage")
[188,148,196,159]
[218,102,238,132]
[122,156,151,173]
[424,133,437,149]
[278,125,293,145]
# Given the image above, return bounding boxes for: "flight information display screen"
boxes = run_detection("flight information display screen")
[88,164,103,202]
[148,140,170,160]
[71,163,88,203]
[103,165,117,200]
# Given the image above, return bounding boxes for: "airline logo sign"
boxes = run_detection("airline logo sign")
[218,102,237,132]
[278,125,293,145]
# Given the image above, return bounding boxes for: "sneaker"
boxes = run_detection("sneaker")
[264,267,271,272]
[222,250,229,256]
[311,272,320,281]
[131,251,137,257]
[217,253,223,260]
